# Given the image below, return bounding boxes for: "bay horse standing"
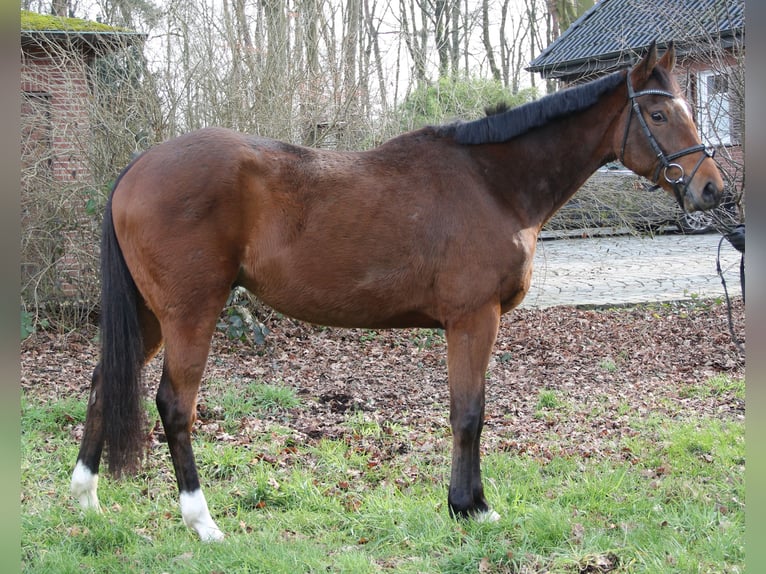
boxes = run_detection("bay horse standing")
[71,42,722,540]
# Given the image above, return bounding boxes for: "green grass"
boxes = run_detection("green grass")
[679,374,745,400]
[21,377,744,573]
[202,378,300,433]
[535,389,560,411]
[598,358,618,373]
[207,378,300,415]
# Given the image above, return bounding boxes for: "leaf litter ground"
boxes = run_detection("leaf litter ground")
[21,299,744,467]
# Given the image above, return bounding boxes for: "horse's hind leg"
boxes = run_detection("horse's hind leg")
[70,364,106,511]
[156,306,227,541]
[445,302,501,521]
[71,301,162,511]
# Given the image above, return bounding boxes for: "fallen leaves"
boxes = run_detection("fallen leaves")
[577,551,620,573]
[21,300,744,470]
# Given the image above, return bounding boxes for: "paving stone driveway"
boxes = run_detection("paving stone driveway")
[520,233,744,309]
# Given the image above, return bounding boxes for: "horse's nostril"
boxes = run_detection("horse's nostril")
[702,182,721,207]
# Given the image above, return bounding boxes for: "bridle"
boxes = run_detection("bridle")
[619,70,715,208]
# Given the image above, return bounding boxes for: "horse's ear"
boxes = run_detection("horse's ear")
[657,40,676,72]
[631,41,658,87]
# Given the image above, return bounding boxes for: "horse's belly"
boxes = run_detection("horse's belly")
[236,256,442,329]
[251,283,442,329]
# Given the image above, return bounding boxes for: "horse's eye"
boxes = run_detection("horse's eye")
[650,111,666,122]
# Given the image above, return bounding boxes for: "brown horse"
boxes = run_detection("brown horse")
[71,42,722,540]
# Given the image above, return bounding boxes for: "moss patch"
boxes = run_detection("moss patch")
[21,9,131,33]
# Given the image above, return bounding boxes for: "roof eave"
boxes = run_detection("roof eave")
[528,28,744,80]
[21,29,146,53]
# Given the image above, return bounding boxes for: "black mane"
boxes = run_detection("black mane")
[438,70,626,145]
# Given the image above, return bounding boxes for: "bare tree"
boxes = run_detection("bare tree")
[433,0,449,77]
[363,0,388,111]
[50,0,69,16]
[399,0,429,90]
[342,0,361,109]
[450,0,460,75]
[482,0,501,82]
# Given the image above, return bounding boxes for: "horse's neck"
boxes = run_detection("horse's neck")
[489,98,622,229]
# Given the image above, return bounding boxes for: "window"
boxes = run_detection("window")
[696,69,737,146]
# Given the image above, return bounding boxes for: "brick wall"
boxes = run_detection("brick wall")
[21,42,92,184]
[21,40,96,300]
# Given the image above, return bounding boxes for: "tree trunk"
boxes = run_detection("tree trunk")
[364,0,388,111]
[50,0,69,17]
[343,0,360,103]
[400,0,428,90]
[434,0,449,78]
[482,0,501,82]
[450,0,460,76]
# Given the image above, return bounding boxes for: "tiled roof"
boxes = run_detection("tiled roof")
[527,0,745,80]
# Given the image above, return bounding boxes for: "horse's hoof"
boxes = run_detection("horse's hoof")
[181,490,225,542]
[71,461,101,512]
[475,509,501,523]
[197,525,225,542]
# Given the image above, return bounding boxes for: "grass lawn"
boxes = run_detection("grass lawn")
[21,372,744,573]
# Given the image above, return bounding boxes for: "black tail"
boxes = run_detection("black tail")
[100,162,146,477]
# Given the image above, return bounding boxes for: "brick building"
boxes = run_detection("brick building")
[526,0,745,194]
[21,10,144,185]
[20,10,144,305]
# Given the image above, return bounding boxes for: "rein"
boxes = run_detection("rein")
[619,71,715,208]
[717,225,745,354]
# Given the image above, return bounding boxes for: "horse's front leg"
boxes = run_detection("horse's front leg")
[445,302,501,521]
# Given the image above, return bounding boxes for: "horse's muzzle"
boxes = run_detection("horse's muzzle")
[683,180,723,212]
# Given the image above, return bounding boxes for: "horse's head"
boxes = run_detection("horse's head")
[617,41,724,212]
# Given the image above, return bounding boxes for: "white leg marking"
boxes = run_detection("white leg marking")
[476,509,501,523]
[180,489,224,542]
[70,461,101,512]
